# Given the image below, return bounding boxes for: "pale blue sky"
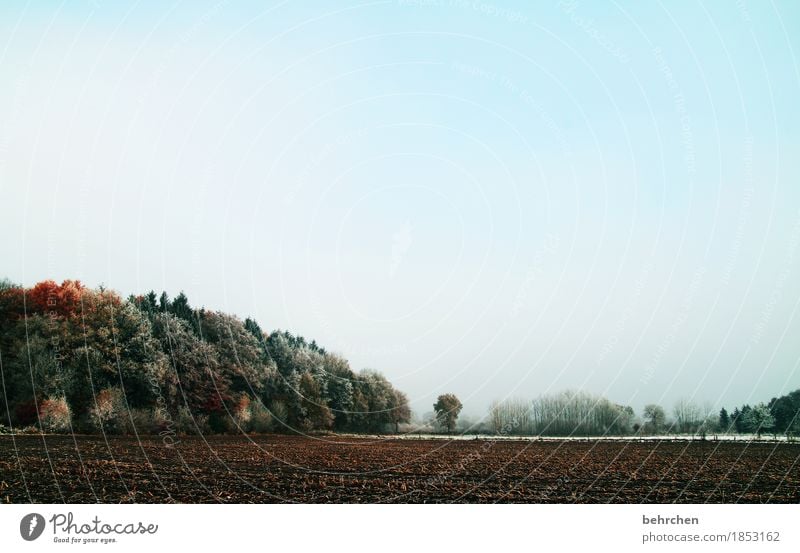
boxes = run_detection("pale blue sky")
[2,1,799,417]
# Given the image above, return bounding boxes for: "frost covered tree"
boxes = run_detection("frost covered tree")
[718,407,730,432]
[768,390,800,434]
[1,278,412,435]
[673,399,702,434]
[743,403,775,438]
[643,404,666,434]
[389,389,411,433]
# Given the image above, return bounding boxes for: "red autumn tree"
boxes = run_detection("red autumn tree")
[28,279,86,316]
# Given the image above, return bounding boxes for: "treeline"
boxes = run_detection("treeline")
[0,279,410,435]
[488,391,800,438]
[488,391,635,436]
[720,392,800,436]
[644,395,800,437]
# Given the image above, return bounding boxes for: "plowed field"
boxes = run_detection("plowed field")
[2,435,798,503]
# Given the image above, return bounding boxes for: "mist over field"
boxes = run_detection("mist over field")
[2,1,799,421]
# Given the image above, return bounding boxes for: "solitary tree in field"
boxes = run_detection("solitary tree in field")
[433,394,462,434]
[643,404,666,434]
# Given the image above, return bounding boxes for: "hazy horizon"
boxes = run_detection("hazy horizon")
[2,1,800,419]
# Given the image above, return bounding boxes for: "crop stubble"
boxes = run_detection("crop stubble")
[1,435,798,503]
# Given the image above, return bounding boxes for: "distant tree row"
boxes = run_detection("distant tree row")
[644,396,799,438]
[488,391,635,436]
[719,391,800,437]
[486,393,800,438]
[0,279,411,435]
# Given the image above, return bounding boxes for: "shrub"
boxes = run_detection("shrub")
[129,408,158,434]
[20,425,41,435]
[39,397,72,432]
[151,406,178,435]
[208,411,228,433]
[89,387,131,434]
[249,400,273,433]
[232,395,252,430]
[269,400,289,432]
[175,405,209,435]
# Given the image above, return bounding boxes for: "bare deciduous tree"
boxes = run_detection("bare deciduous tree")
[643,404,666,434]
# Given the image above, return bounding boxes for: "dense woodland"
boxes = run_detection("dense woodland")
[1,279,798,438]
[0,279,410,435]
